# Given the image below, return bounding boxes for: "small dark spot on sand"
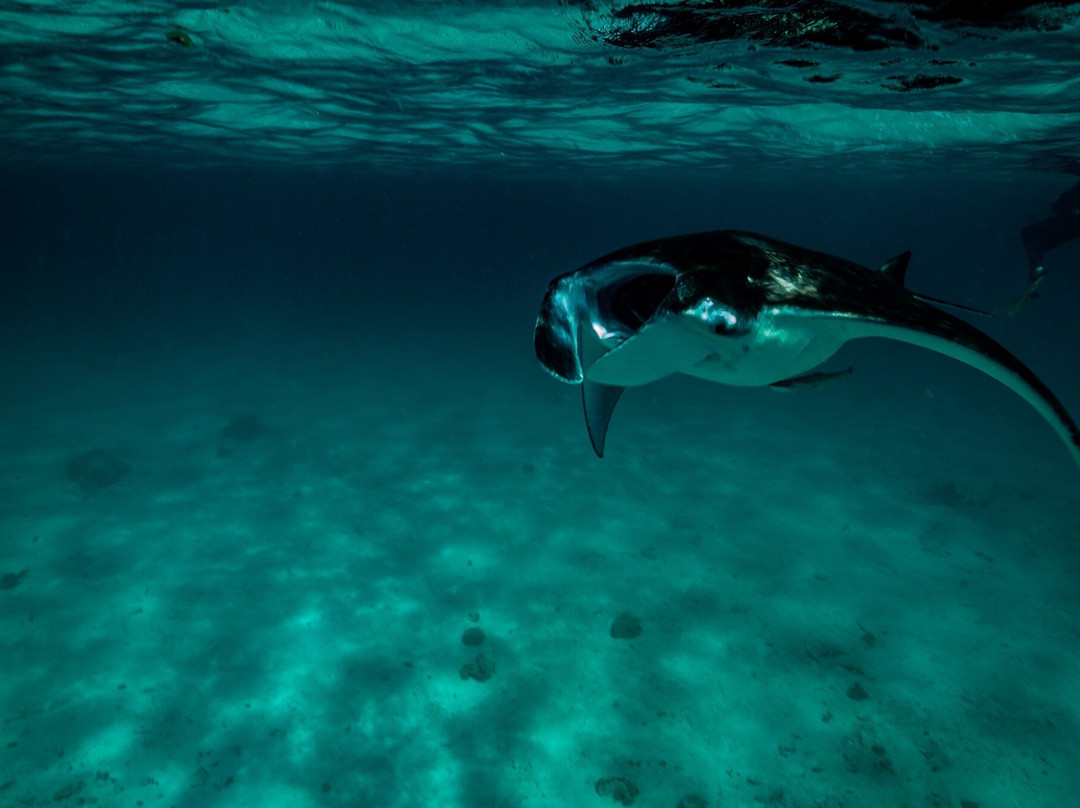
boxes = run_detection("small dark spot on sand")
[222,414,262,442]
[461,628,485,647]
[52,782,81,801]
[68,450,130,493]
[0,569,28,591]
[677,795,707,808]
[459,653,494,682]
[610,611,642,640]
[595,777,639,805]
[847,683,869,702]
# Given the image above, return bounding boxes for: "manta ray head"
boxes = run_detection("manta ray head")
[534,258,751,385]
[534,260,679,382]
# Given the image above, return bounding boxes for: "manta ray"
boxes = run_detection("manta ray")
[534,229,1080,468]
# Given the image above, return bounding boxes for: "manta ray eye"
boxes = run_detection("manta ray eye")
[604,272,677,330]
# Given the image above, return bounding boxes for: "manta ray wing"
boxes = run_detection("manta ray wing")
[772,303,1080,470]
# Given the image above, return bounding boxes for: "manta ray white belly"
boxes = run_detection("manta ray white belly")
[683,309,858,386]
[585,307,856,388]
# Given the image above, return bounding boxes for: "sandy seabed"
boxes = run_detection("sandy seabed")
[1,330,1078,808]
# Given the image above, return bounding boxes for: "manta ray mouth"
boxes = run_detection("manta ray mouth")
[534,261,677,383]
[599,271,677,331]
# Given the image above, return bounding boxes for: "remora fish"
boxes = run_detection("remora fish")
[769,366,853,392]
[533,229,1080,468]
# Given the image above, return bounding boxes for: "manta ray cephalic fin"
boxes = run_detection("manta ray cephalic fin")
[573,293,627,458]
[582,381,624,458]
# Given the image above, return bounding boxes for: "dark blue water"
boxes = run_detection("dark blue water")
[2,3,1079,807]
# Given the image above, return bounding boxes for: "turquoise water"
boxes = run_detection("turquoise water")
[3,0,1080,175]
[2,4,1079,808]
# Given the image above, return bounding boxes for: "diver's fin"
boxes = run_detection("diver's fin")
[1001,273,1046,318]
[582,380,624,458]
[880,251,911,285]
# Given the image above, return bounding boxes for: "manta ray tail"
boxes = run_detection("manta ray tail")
[912,293,994,318]
[879,251,994,318]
